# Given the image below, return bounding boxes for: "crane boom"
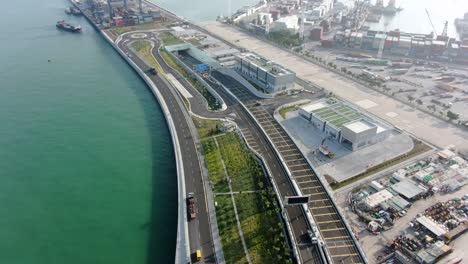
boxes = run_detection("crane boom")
[425,8,438,36]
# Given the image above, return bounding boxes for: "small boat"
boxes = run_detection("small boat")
[56,20,82,33]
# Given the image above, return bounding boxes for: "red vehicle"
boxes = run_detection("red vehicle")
[187,193,197,220]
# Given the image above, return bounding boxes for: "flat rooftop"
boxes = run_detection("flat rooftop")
[391,179,426,199]
[344,120,375,133]
[305,100,365,129]
[237,52,292,76]
[300,101,330,112]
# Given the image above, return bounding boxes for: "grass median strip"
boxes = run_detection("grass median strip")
[199,129,292,264]
[111,21,172,35]
[193,116,223,139]
[130,40,164,73]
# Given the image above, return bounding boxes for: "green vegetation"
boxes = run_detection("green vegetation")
[329,139,433,190]
[160,49,188,75]
[235,192,292,263]
[202,139,229,193]
[217,133,265,191]
[447,111,460,121]
[199,132,291,264]
[130,40,163,72]
[192,116,222,139]
[159,32,184,46]
[279,102,310,119]
[160,49,221,110]
[215,195,248,263]
[111,21,172,35]
[267,30,303,48]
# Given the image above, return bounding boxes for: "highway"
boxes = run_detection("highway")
[170,46,365,263]
[72,1,332,263]
[128,31,324,263]
[211,72,366,263]
[173,50,325,263]
[119,28,365,263]
[118,35,216,263]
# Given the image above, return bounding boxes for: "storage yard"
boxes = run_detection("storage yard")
[341,149,468,262]
[306,49,468,123]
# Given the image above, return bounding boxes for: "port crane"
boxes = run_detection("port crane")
[425,8,438,36]
[425,8,449,41]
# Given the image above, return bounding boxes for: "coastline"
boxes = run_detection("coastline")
[70,2,191,262]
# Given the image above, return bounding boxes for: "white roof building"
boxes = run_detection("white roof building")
[365,189,393,208]
[416,216,448,237]
[271,15,299,33]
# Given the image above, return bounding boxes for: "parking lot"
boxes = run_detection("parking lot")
[278,108,413,183]
[199,21,468,152]
[308,48,468,123]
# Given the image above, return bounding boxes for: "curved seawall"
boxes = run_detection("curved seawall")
[102,33,190,263]
[73,3,190,262]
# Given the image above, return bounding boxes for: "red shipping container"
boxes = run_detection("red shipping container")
[310,27,323,41]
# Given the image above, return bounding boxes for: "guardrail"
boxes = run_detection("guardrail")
[210,77,319,263]
[163,47,227,112]
[102,28,191,264]
[216,68,273,99]
[68,5,193,263]
[273,108,367,264]
[236,126,301,264]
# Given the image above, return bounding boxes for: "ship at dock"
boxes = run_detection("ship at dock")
[65,6,82,16]
[56,20,82,33]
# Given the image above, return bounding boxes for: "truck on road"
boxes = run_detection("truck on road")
[187,192,197,220]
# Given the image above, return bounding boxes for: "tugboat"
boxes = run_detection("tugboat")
[56,20,82,33]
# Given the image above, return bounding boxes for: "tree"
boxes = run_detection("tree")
[319,20,330,32]
[447,111,460,121]
[416,99,423,105]
[407,95,415,103]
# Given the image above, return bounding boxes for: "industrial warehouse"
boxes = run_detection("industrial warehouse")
[235,52,296,93]
[298,98,391,151]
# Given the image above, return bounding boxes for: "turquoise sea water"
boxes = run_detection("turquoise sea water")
[0,0,176,263]
[0,0,256,263]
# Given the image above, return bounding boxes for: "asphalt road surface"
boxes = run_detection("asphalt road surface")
[119,36,216,264]
[119,29,365,263]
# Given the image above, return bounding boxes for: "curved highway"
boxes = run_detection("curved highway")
[117,27,365,263]
[118,34,217,263]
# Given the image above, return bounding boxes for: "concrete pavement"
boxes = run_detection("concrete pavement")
[197,21,468,153]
